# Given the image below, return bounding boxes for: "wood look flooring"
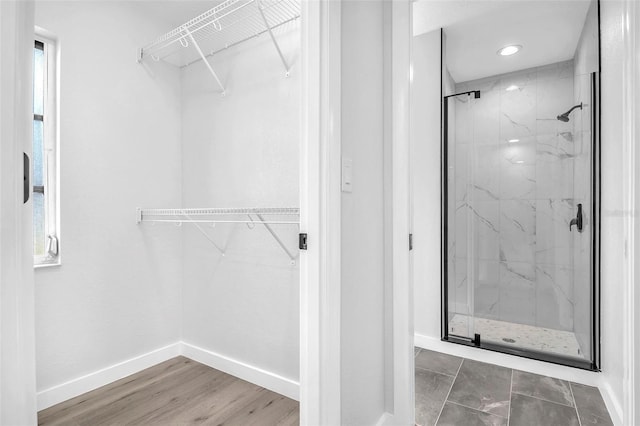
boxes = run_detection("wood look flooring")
[38,356,299,426]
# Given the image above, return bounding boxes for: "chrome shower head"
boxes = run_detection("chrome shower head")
[557,103,583,122]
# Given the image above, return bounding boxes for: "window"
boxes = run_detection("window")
[33,36,59,266]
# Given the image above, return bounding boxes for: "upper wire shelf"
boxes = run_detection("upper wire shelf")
[138,0,301,94]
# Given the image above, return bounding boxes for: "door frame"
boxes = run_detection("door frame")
[299,1,342,424]
[621,0,640,424]
[0,1,37,424]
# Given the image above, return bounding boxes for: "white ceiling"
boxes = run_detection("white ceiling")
[413,0,592,83]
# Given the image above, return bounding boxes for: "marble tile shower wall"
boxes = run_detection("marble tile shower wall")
[450,61,576,332]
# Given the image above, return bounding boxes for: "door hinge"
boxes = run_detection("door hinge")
[409,233,413,251]
[299,233,308,250]
[23,153,30,204]
[473,333,481,347]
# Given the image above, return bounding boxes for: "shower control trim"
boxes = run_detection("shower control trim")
[570,203,583,232]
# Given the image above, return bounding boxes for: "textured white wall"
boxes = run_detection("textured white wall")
[34,1,183,393]
[599,0,625,421]
[340,1,387,424]
[180,23,300,383]
[411,29,442,340]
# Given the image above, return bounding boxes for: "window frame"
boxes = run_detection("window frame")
[33,33,60,268]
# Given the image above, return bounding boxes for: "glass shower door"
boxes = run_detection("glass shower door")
[443,91,482,344]
[442,69,598,370]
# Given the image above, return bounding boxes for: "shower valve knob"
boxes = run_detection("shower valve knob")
[570,203,583,232]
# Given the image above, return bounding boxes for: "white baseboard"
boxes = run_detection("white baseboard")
[599,377,623,426]
[415,333,602,386]
[375,412,394,426]
[180,341,299,401]
[37,341,300,413]
[415,334,623,424]
[37,342,181,411]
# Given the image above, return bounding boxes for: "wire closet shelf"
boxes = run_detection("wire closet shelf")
[138,0,301,94]
[136,207,299,225]
[136,207,300,264]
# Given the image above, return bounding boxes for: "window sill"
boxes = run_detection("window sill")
[34,260,61,269]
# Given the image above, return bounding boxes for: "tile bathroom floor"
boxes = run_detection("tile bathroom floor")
[415,348,614,426]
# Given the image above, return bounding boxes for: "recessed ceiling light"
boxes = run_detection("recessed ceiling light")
[506,85,519,92]
[498,45,522,56]
[516,160,524,164]
[508,139,520,143]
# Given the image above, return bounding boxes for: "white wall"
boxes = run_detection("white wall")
[34,1,183,396]
[180,23,300,384]
[340,1,387,424]
[411,29,442,340]
[598,0,626,421]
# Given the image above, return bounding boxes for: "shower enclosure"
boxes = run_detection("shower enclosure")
[441,60,600,370]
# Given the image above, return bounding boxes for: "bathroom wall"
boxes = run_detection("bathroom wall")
[452,61,577,334]
[340,1,387,423]
[34,1,183,402]
[412,29,443,343]
[181,22,300,386]
[599,0,626,420]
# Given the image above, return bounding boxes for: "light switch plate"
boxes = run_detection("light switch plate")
[342,158,353,193]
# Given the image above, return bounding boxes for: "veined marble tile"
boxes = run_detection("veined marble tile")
[536,263,575,331]
[499,200,535,264]
[452,96,473,145]
[537,77,574,122]
[454,259,469,311]
[454,201,469,259]
[575,74,593,133]
[536,134,575,200]
[499,261,536,326]
[499,142,536,200]
[535,199,574,266]
[536,60,574,82]
[453,143,469,201]
[474,260,500,319]
[457,75,501,93]
[470,145,500,200]
[473,90,500,145]
[468,200,500,260]
[573,139,591,200]
[447,258,456,295]
[500,68,537,91]
[500,84,536,141]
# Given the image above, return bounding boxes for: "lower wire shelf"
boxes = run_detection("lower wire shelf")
[137,207,300,263]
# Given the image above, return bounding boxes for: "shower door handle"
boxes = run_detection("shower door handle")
[570,203,583,232]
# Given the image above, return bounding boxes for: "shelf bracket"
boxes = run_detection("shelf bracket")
[255,213,297,264]
[179,210,226,256]
[183,27,227,95]
[256,0,291,77]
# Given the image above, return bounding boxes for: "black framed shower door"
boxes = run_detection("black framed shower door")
[440,75,601,371]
